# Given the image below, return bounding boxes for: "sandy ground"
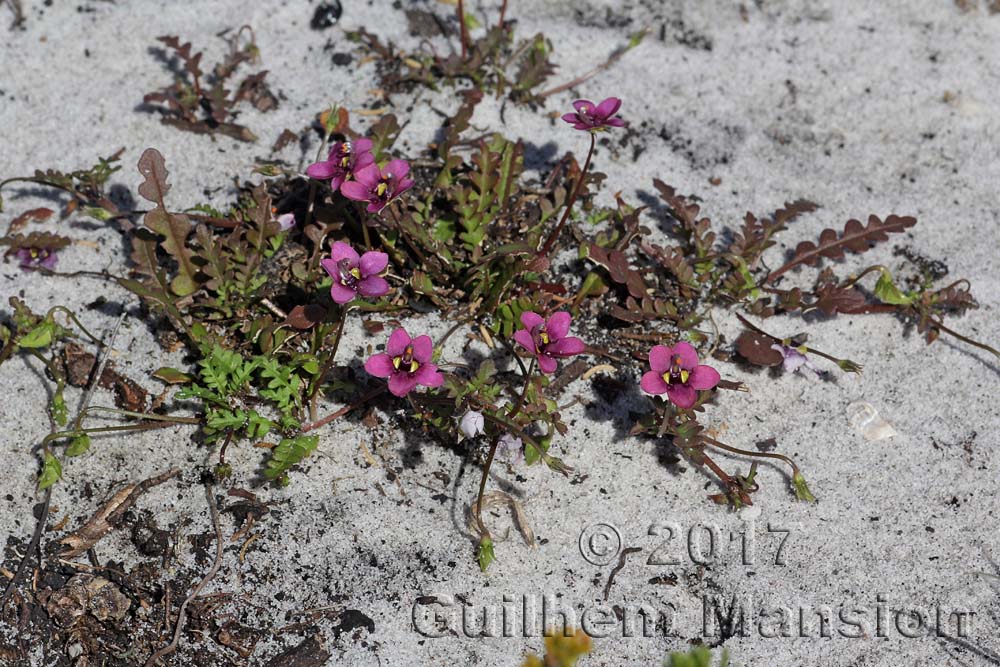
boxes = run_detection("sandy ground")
[1,0,999,665]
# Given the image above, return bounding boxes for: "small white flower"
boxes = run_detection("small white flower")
[276,212,296,231]
[459,411,485,440]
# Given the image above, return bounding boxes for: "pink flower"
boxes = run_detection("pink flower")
[512,311,586,374]
[365,328,445,397]
[561,97,626,132]
[15,247,58,271]
[640,342,721,409]
[340,159,414,214]
[320,241,390,304]
[305,138,375,191]
[276,212,296,231]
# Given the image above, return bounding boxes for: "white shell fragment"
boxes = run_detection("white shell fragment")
[847,401,897,441]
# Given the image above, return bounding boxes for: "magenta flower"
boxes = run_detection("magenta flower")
[640,342,721,409]
[305,138,375,191]
[15,247,58,271]
[365,328,445,397]
[340,159,414,214]
[561,97,626,131]
[320,241,390,304]
[512,311,586,374]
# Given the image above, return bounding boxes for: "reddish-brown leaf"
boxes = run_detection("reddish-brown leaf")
[735,331,783,366]
[767,214,917,283]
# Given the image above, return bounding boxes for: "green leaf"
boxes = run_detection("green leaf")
[874,269,914,306]
[19,321,55,348]
[153,367,193,384]
[792,472,817,503]
[66,433,92,457]
[38,453,62,490]
[264,435,319,481]
[477,536,496,572]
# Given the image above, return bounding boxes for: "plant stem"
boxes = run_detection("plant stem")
[700,435,800,476]
[301,385,387,433]
[497,0,508,29]
[457,0,469,59]
[932,317,1000,360]
[538,132,595,258]
[308,307,349,420]
[473,360,535,538]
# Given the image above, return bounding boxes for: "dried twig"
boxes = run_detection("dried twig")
[59,468,181,558]
[144,485,223,667]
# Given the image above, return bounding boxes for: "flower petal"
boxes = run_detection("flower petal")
[386,328,411,357]
[353,137,374,153]
[384,158,410,180]
[546,311,572,340]
[640,370,669,395]
[595,97,622,118]
[416,363,444,388]
[357,275,389,298]
[394,178,415,197]
[330,282,357,304]
[306,161,336,180]
[666,384,697,409]
[340,180,371,202]
[688,364,721,391]
[648,345,672,373]
[573,99,596,113]
[364,353,394,378]
[410,335,434,363]
[512,329,535,353]
[520,311,544,330]
[388,372,420,397]
[351,163,381,188]
[352,152,376,170]
[547,336,585,357]
[537,354,558,374]
[561,113,581,124]
[605,118,626,127]
[672,341,700,371]
[367,201,387,214]
[359,251,388,276]
[330,241,360,265]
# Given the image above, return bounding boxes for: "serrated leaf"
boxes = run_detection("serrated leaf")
[767,214,917,283]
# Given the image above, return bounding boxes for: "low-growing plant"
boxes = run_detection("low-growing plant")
[2,10,996,578]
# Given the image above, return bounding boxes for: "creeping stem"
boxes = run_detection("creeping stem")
[473,358,535,541]
[538,132,596,258]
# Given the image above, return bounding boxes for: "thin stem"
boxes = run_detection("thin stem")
[538,132,595,258]
[308,307,349,419]
[537,33,646,99]
[144,485,222,667]
[497,0,508,29]
[301,385,387,433]
[474,359,536,538]
[473,435,500,539]
[932,317,1000,359]
[700,436,800,476]
[83,407,201,424]
[457,0,469,59]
